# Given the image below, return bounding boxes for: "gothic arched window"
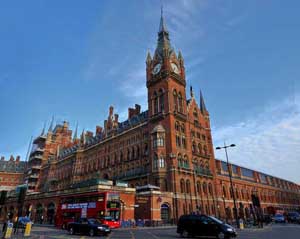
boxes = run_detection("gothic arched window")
[153,91,158,114]
[197,181,201,194]
[180,179,185,193]
[178,154,183,167]
[159,88,164,113]
[159,155,165,168]
[223,186,227,198]
[186,180,191,194]
[203,182,207,194]
[173,90,178,111]
[178,92,183,113]
[153,154,158,169]
[183,155,189,168]
[198,144,202,155]
[192,142,196,153]
[208,183,213,195]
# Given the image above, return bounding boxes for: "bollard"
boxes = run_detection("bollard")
[4,223,13,239]
[239,219,244,230]
[24,222,32,237]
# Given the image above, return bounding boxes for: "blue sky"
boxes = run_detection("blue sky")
[0,0,299,182]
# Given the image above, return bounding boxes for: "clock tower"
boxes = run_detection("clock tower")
[146,8,188,191]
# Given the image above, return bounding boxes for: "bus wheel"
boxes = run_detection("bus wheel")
[69,227,74,235]
[89,229,95,237]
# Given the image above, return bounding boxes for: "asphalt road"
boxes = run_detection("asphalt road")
[2,223,300,239]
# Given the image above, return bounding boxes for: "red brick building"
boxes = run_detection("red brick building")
[0,155,26,217]
[1,12,300,224]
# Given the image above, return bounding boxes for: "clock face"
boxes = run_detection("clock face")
[171,62,180,74]
[152,63,161,74]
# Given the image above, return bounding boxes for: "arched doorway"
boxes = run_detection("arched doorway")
[47,202,55,224]
[35,204,43,224]
[161,203,170,224]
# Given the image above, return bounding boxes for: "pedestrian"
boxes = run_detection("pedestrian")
[13,216,19,234]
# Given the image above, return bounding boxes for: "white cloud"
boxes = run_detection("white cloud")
[213,94,300,183]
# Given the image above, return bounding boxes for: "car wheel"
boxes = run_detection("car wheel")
[218,232,230,239]
[180,230,189,238]
[89,229,95,237]
[69,227,74,235]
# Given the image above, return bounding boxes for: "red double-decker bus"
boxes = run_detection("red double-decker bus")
[56,191,121,229]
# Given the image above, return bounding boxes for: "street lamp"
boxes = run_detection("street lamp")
[216,143,239,228]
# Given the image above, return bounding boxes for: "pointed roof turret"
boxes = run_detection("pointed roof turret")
[155,6,174,59]
[200,90,208,114]
[73,122,78,141]
[48,116,54,132]
[80,129,86,145]
[40,122,46,136]
[190,86,194,98]
[178,50,184,64]
[146,50,152,64]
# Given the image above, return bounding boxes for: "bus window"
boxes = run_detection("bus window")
[108,210,120,220]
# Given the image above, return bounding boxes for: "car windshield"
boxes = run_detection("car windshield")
[275,214,283,217]
[102,216,113,221]
[88,219,102,225]
[209,216,224,224]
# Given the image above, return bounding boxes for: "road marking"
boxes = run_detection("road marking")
[130,230,135,239]
[146,231,160,239]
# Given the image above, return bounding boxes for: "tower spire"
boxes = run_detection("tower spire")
[155,6,174,58]
[159,5,167,33]
[200,90,207,114]
[48,116,54,132]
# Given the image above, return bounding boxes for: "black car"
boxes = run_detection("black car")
[287,212,300,223]
[68,218,111,237]
[177,214,237,239]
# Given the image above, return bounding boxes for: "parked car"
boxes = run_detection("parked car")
[68,218,111,237]
[272,214,286,223]
[177,214,237,239]
[287,212,300,223]
[98,216,120,228]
